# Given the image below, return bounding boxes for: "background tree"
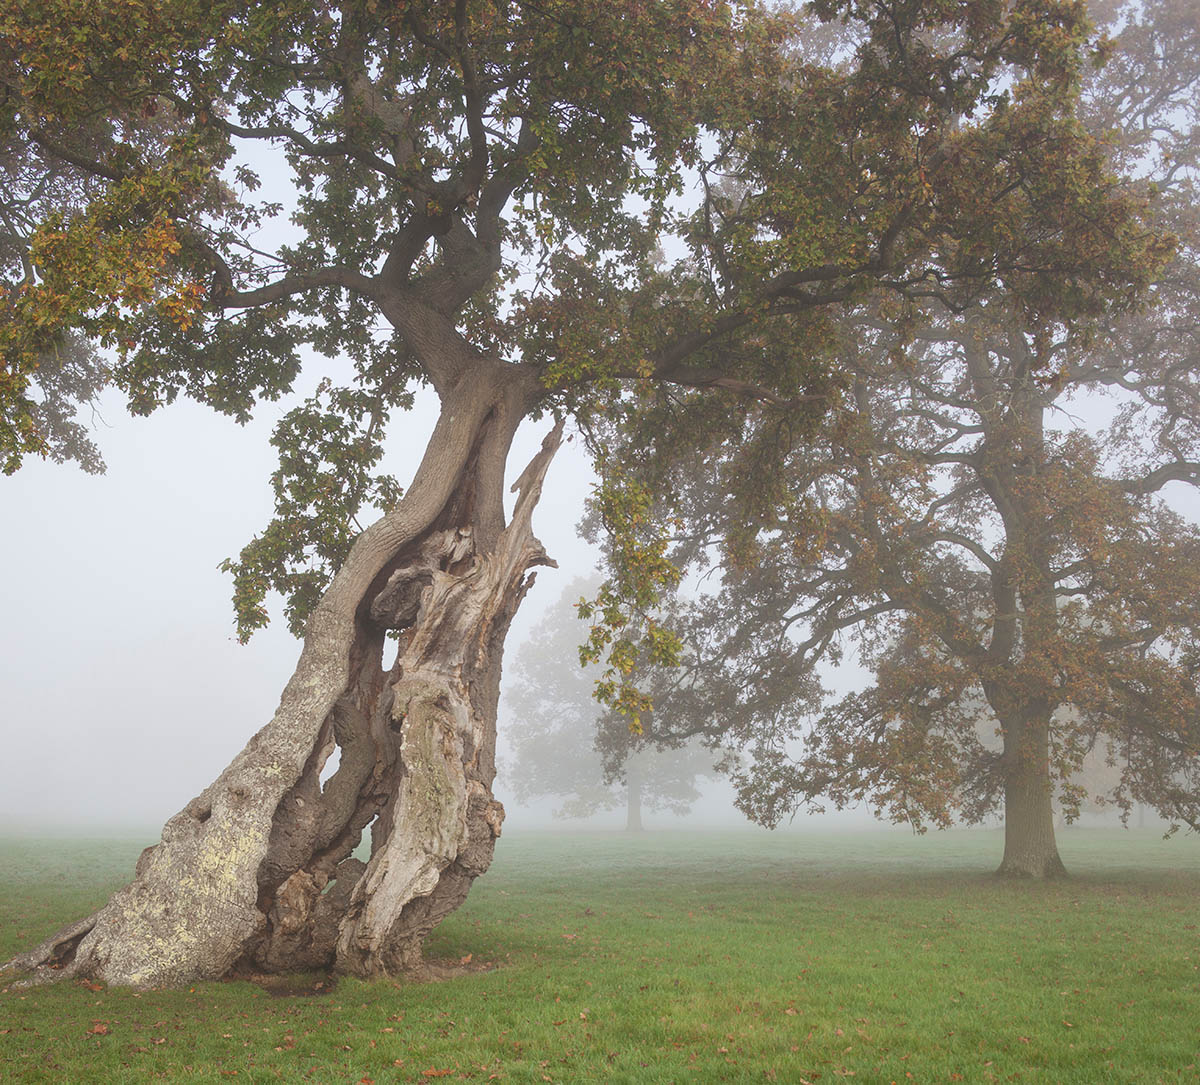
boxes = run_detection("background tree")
[1,0,1162,985]
[597,0,1199,878]
[503,577,715,832]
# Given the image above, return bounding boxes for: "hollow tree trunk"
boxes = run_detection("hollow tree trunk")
[997,717,1067,878]
[6,370,558,987]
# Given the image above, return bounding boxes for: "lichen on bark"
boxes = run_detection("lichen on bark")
[4,416,560,989]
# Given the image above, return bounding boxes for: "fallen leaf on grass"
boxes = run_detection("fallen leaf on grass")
[422,1069,455,1078]
[86,1023,109,1036]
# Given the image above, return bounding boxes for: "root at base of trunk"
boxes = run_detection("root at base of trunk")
[5,423,562,988]
[995,852,1068,879]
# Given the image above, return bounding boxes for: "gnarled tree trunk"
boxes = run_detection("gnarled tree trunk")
[6,371,559,987]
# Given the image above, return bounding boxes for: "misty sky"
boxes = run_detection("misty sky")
[0,378,625,831]
[3,374,1198,834]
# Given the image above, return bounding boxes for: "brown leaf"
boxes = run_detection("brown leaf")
[86,1023,109,1036]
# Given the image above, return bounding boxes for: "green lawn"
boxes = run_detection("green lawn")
[2,827,1198,1083]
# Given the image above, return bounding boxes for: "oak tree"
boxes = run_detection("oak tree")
[599,0,1198,878]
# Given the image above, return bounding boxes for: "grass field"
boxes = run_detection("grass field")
[2,827,1198,1083]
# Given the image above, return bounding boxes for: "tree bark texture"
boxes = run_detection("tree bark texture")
[6,375,559,987]
[997,718,1067,878]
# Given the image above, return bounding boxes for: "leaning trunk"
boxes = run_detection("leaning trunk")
[7,374,558,987]
[997,717,1066,878]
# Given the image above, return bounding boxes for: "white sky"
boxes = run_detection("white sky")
[3,117,1195,839]
[5,380,1193,836]
[0,381,622,831]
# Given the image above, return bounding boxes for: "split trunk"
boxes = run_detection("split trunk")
[6,370,558,987]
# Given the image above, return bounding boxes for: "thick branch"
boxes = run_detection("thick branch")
[1120,461,1200,494]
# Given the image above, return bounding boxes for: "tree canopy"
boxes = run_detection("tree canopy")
[3,0,1163,621]
[592,0,1199,876]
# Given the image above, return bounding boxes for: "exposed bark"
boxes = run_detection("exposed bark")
[997,718,1067,878]
[5,371,560,988]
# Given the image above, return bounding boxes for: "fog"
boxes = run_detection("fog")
[3,373,1193,838]
[0,384,795,835]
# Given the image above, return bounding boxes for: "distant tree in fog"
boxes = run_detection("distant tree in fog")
[588,0,1200,878]
[503,578,715,831]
